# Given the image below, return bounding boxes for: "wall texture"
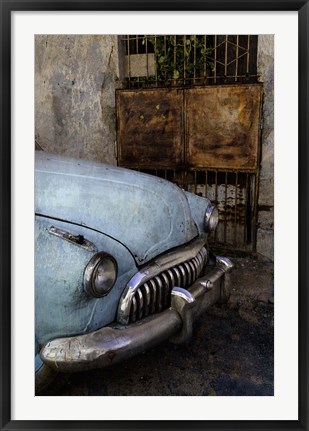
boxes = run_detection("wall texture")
[35,35,122,164]
[257,35,274,260]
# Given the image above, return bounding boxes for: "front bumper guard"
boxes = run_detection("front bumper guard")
[40,256,233,373]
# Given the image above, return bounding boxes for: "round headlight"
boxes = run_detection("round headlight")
[204,204,219,232]
[84,252,117,298]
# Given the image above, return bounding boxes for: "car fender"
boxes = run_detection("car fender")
[35,216,137,346]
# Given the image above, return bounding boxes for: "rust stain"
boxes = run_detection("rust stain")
[107,351,116,361]
[186,85,262,170]
[116,85,262,171]
[116,89,184,169]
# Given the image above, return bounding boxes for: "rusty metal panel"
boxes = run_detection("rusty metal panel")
[185,84,263,170]
[116,88,184,169]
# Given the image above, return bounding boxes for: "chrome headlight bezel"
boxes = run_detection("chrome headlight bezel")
[204,204,219,232]
[84,252,118,298]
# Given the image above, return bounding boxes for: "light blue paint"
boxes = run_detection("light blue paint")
[184,191,212,234]
[35,216,137,345]
[35,152,198,265]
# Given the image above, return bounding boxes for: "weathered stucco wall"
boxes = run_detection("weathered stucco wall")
[257,35,274,260]
[35,35,122,164]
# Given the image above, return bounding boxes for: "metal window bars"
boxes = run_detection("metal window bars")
[122,35,258,88]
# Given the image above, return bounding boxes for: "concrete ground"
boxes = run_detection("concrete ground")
[41,252,274,396]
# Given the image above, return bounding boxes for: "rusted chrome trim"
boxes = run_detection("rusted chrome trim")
[171,287,195,304]
[49,226,97,252]
[216,256,233,271]
[84,252,118,298]
[117,236,207,324]
[40,255,233,373]
[40,310,182,373]
[204,204,219,232]
[170,257,233,344]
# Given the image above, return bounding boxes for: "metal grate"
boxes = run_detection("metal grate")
[121,35,258,88]
[137,168,258,251]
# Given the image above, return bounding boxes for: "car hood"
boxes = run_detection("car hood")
[35,152,198,265]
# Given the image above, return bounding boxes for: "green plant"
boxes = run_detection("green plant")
[143,35,214,85]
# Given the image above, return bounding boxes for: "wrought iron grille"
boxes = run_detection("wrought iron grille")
[122,35,258,88]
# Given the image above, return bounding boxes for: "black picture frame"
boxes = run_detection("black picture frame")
[1,1,308,430]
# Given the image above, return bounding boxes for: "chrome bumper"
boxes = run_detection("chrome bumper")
[40,256,233,373]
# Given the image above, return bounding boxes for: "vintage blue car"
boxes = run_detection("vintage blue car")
[35,151,233,392]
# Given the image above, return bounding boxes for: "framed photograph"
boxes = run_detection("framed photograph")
[1,1,308,430]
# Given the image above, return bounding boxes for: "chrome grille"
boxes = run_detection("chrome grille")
[128,246,207,323]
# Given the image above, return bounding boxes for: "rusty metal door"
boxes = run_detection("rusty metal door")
[116,88,184,169]
[185,85,262,170]
[116,84,263,251]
